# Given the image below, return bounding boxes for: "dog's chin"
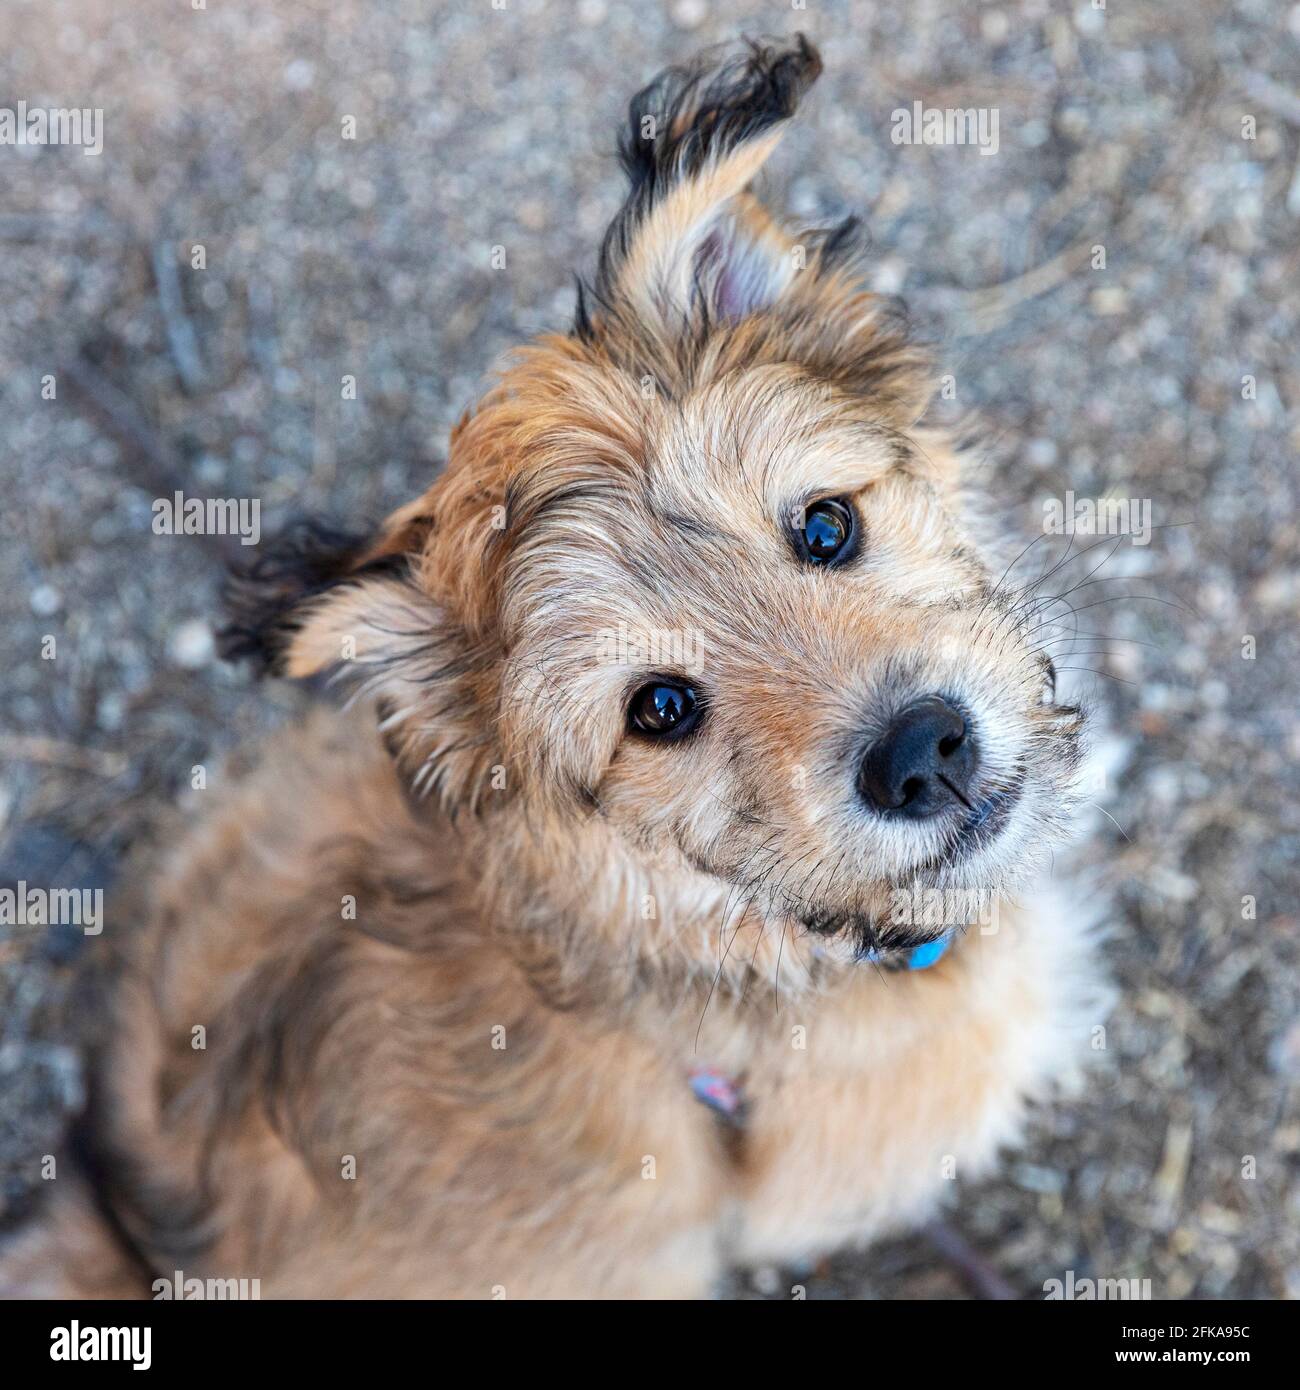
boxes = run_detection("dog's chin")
[908,774,1028,884]
[797,772,1071,954]
[914,786,1067,896]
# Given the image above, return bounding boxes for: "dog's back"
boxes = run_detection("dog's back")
[3,709,406,1298]
[5,706,727,1298]
[4,702,1098,1298]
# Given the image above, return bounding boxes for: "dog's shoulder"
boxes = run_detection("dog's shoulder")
[122,702,469,1016]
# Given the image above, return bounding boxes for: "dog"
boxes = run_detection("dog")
[2,35,1103,1299]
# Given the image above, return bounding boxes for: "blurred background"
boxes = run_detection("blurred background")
[1,0,1297,1298]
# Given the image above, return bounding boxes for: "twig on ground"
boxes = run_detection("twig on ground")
[151,238,206,394]
[924,1220,1020,1300]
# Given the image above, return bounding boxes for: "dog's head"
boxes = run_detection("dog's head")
[224,37,1085,975]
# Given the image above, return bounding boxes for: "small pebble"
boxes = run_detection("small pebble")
[169,620,216,670]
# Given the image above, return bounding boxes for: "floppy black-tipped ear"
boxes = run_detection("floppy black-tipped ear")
[218,519,402,675]
[218,514,498,814]
[581,34,823,340]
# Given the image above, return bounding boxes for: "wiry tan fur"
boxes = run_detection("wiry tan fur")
[1,37,1103,1300]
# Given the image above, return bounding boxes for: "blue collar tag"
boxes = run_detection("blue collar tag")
[904,936,951,970]
[862,934,952,971]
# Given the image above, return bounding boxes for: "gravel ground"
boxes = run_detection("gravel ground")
[1,0,1297,1299]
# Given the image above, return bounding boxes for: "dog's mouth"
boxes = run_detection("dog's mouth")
[797,772,1029,948]
[929,773,1026,868]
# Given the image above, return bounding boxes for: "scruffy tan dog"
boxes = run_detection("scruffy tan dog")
[5,36,1103,1299]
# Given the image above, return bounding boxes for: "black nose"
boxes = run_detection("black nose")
[858,697,978,818]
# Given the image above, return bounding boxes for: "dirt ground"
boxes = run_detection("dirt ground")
[1,1,1297,1299]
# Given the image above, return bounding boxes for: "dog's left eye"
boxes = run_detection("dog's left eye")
[797,498,856,565]
[628,682,700,738]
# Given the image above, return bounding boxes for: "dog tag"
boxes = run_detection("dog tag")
[688,1066,744,1121]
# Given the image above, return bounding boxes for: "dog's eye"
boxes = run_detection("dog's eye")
[798,498,856,565]
[629,682,700,738]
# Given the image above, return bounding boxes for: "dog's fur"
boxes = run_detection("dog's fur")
[3,37,1103,1299]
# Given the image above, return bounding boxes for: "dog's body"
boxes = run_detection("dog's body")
[10,706,1095,1299]
[3,37,1103,1299]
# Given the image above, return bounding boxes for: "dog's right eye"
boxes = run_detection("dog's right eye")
[628,682,700,738]
[795,498,857,566]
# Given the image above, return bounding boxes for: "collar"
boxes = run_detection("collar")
[861,932,953,971]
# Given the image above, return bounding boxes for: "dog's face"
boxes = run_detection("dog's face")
[227,37,1083,968]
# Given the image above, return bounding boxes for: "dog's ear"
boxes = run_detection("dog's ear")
[583,34,822,342]
[216,517,410,677]
[219,508,498,813]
